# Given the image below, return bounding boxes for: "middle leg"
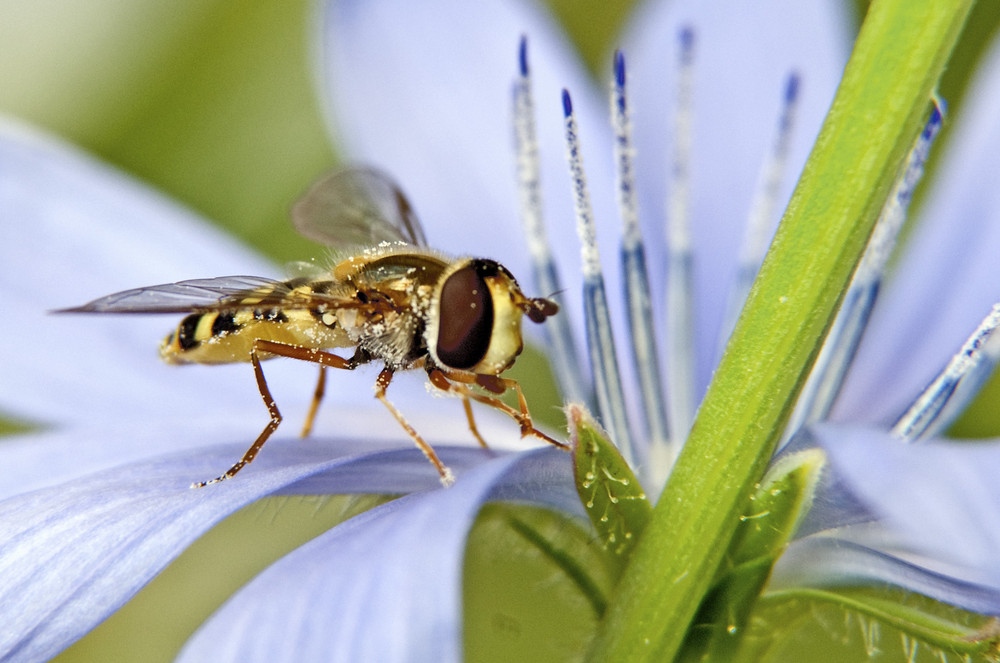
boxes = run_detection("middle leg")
[374,368,455,486]
[299,366,327,438]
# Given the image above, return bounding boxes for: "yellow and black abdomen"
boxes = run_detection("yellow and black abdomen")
[160,308,350,365]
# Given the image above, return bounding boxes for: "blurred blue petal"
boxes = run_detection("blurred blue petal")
[776,430,875,538]
[778,425,1000,613]
[177,448,575,663]
[773,424,1000,613]
[813,425,1000,590]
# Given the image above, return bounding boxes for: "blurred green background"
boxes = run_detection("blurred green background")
[2,0,999,661]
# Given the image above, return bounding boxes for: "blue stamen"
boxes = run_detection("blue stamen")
[614,49,626,89]
[892,303,1000,441]
[665,27,697,443]
[518,34,529,77]
[679,25,695,64]
[786,102,944,441]
[924,97,945,140]
[612,50,670,466]
[562,88,573,117]
[512,39,592,407]
[563,88,636,464]
[784,71,800,107]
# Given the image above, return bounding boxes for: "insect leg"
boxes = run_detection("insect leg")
[460,395,488,448]
[299,366,327,438]
[426,369,488,448]
[430,369,569,450]
[193,340,357,488]
[193,346,283,487]
[374,368,455,487]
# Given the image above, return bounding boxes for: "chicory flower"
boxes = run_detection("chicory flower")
[2,0,1000,661]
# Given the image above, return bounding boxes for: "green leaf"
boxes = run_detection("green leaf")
[744,587,1000,662]
[676,449,825,663]
[463,503,617,663]
[567,404,651,561]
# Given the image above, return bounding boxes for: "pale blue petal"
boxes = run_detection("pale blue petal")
[0,423,264,500]
[0,119,275,427]
[176,448,576,663]
[773,538,1000,615]
[317,0,618,357]
[812,425,1000,590]
[0,440,505,663]
[834,32,1000,424]
[621,1,851,394]
[775,430,875,538]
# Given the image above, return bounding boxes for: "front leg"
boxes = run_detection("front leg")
[426,368,568,450]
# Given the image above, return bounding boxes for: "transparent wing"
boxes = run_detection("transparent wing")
[291,166,427,249]
[56,275,359,314]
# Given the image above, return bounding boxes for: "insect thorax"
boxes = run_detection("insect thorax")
[336,253,446,370]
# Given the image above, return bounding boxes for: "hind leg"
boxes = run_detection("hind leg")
[193,340,359,488]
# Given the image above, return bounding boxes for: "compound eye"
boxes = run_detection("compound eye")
[436,264,493,369]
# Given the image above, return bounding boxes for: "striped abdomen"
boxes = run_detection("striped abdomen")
[160,307,350,365]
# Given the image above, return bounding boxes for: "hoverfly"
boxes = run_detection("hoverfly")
[60,167,566,487]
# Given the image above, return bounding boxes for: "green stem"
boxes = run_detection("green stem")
[586,1,973,661]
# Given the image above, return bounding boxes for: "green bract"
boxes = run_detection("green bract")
[568,404,652,561]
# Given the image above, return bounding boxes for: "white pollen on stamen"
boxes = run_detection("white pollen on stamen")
[892,303,1000,441]
[563,99,602,278]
